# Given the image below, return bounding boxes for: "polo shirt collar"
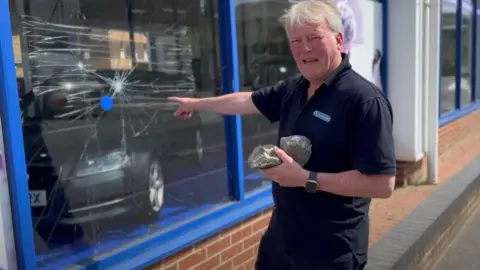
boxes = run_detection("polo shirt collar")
[323,52,352,87]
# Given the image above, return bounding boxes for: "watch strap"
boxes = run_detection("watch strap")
[305,171,318,193]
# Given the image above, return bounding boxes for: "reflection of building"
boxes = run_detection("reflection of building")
[2,0,480,270]
[236,1,291,85]
[440,2,473,113]
[12,34,24,77]
[86,30,150,70]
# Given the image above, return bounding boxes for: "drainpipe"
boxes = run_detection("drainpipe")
[424,0,440,184]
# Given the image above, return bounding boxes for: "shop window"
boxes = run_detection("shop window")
[235,0,295,193]
[13,0,227,268]
[461,1,473,106]
[440,0,478,117]
[477,0,480,101]
[440,1,458,114]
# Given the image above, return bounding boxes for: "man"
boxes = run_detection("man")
[168,1,396,269]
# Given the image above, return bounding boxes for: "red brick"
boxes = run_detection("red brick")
[221,241,243,262]
[214,260,233,270]
[243,231,263,250]
[252,214,271,232]
[160,248,192,267]
[195,234,220,251]
[178,250,207,270]
[232,247,256,267]
[161,264,179,270]
[244,257,257,270]
[194,255,221,270]
[252,243,260,256]
[231,226,253,244]
[233,265,245,270]
[206,236,231,257]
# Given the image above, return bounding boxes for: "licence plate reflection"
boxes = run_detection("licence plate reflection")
[30,190,47,207]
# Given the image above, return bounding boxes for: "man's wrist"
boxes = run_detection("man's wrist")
[191,98,204,110]
[299,169,310,187]
[301,170,325,190]
[315,172,325,191]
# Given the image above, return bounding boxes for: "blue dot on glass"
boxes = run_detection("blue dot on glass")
[100,96,113,111]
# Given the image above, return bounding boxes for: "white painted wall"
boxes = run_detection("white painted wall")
[348,0,383,89]
[347,0,428,162]
[387,0,426,162]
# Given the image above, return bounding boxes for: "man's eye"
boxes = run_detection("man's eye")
[291,40,301,43]
[309,36,322,40]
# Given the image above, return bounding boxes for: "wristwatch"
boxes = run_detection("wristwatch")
[305,171,318,193]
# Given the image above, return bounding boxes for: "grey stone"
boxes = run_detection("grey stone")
[247,135,312,169]
[280,135,312,166]
[247,144,282,169]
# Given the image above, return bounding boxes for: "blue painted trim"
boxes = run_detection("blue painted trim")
[0,0,37,269]
[439,100,480,126]
[218,0,245,200]
[381,0,389,97]
[455,0,462,109]
[471,0,477,102]
[84,186,273,269]
[439,1,444,118]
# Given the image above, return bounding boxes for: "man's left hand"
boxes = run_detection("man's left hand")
[260,147,309,187]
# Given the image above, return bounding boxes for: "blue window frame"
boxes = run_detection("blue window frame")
[439,0,480,126]
[0,2,36,270]
[0,0,388,269]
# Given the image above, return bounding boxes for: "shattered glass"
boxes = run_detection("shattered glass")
[12,0,231,268]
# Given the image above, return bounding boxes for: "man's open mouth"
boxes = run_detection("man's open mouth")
[302,58,319,64]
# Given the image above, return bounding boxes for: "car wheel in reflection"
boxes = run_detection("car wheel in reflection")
[136,154,164,222]
[196,129,203,162]
[148,159,164,213]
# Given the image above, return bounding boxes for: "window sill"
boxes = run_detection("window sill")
[86,185,273,269]
[439,101,480,127]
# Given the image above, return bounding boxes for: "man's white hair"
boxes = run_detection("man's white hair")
[279,0,343,35]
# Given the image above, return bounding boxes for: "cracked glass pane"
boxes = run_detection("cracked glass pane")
[10,0,228,268]
[235,0,297,193]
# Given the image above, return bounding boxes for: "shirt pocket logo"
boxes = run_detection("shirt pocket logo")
[313,110,331,122]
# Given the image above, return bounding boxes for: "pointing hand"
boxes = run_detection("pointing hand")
[167,96,197,119]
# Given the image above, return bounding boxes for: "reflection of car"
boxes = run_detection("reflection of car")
[441,75,472,113]
[21,69,206,226]
[249,56,298,90]
[242,56,298,138]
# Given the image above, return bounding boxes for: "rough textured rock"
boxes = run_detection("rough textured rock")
[280,135,312,166]
[247,135,312,169]
[247,144,282,169]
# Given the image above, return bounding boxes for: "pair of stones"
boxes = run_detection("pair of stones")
[247,135,312,169]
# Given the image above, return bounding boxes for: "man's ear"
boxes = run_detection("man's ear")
[335,32,344,50]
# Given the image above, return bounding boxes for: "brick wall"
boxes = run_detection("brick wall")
[438,109,480,181]
[439,110,480,157]
[149,211,272,270]
[149,109,480,270]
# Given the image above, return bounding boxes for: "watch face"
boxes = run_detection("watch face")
[305,180,317,193]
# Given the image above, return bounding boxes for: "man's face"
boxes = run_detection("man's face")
[288,21,343,80]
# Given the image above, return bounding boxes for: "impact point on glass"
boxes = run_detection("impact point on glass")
[100,96,113,111]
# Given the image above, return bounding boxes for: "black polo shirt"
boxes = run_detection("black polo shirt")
[251,54,396,266]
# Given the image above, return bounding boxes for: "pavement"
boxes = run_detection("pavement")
[432,202,480,270]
